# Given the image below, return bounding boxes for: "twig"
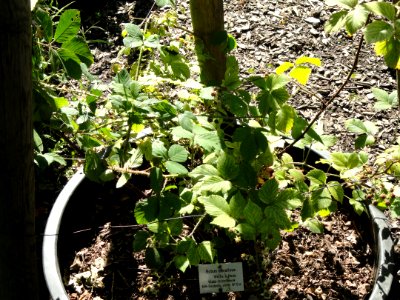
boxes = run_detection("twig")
[278,34,365,155]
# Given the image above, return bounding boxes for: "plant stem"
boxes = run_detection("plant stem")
[188,214,206,238]
[278,34,365,155]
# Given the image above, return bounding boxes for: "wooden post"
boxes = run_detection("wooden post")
[0,0,38,299]
[190,0,226,86]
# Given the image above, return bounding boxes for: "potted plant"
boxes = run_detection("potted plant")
[38,0,399,299]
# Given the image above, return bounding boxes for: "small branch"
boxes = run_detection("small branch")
[188,214,206,238]
[278,34,365,155]
[110,165,150,176]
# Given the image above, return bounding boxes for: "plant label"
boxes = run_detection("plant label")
[198,262,244,294]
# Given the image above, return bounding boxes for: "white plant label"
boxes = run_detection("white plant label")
[198,262,244,294]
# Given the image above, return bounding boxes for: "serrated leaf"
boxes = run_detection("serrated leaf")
[211,214,236,228]
[116,173,131,188]
[217,152,239,180]
[174,255,190,272]
[134,197,158,224]
[133,231,150,251]
[54,9,80,43]
[197,241,214,263]
[229,192,247,219]
[194,176,232,194]
[152,140,168,159]
[275,62,294,75]
[295,56,322,67]
[327,181,344,203]
[374,38,400,69]
[259,179,279,204]
[168,144,188,162]
[264,206,291,229]
[345,119,378,135]
[165,161,188,175]
[312,188,332,210]
[243,201,263,226]
[235,223,257,240]
[269,74,291,91]
[372,88,398,110]
[189,164,219,179]
[306,169,327,186]
[194,132,222,152]
[276,104,295,133]
[345,5,369,35]
[123,23,143,48]
[289,66,312,85]
[199,195,230,217]
[326,0,358,9]
[364,21,394,44]
[125,148,143,169]
[325,11,348,33]
[364,1,396,21]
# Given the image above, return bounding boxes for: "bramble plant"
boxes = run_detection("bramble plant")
[35,0,400,294]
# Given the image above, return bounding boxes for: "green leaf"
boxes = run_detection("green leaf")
[374,38,400,69]
[261,226,281,249]
[174,255,190,272]
[259,179,279,205]
[275,62,294,75]
[123,23,143,48]
[133,231,150,251]
[217,152,239,180]
[211,214,236,228]
[165,161,188,175]
[116,173,131,188]
[62,36,94,66]
[33,129,43,152]
[125,148,143,169]
[168,144,188,162]
[345,119,378,135]
[306,169,327,186]
[152,140,168,159]
[194,176,232,194]
[304,218,324,233]
[235,223,257,240]
[276,104,295,133]
[243,201,263,227]
[199,195,230,217]
[229,192,247,219]
[312,188,332,210]
[171,61,191,80]
[54,9,80,43]
[194,132,221,152]
[197,241,214,263]
[364,2,396,21]
[155,0,176,7]
[364,21,394,44]
[289,66,312,85]
[264,206,291,229]
[325,11,348,33]
[326,0,358,9]
[144,34,160,48]
[35,8,53,42]
[327,181,344,203]
[372,88,398,110]
[189,164,219,179]
[269,74,291,91]
[345,5,369,35]
[134,197,158,224]
[295,56,322,67]
[150,167,163,194]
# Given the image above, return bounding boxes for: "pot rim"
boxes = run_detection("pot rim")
[42,154,395,299]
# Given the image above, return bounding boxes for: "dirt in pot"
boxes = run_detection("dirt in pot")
[61,185,374,300]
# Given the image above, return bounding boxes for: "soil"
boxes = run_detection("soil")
[36,0,400,299]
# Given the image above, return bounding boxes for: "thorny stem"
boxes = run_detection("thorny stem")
[135,2,156,81]
[188,214,206,238]
[278,34,365,155]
